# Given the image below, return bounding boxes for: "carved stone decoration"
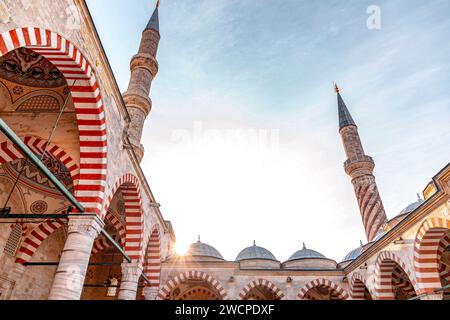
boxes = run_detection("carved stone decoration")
[30,200,48,214]
[0,48,66,88]
[12,86,23,95]
[16,95,61,112]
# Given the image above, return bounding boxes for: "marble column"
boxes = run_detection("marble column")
[118,262,143,300]
[48,215,104,300]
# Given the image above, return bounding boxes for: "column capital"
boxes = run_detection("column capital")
[67,215,104,239]
[121,262,143,281]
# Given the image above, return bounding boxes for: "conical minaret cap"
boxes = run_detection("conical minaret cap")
[335,84,356,130]
[146,1,160,32]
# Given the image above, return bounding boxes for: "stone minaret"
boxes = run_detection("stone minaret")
[336,84,388,242]
[123,1,160,162]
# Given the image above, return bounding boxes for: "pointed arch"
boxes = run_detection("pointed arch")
[374,251,417,299]
[350,272,373,300]
[143,225,162,288]
[414,217,450,294]
[15,220,64,264]
[0,136,79,186]
[104,173,144,262]
[90,213,126,255]
[0,137,77,265]
[0,27,107,216]
[157,271,228,300]
[238,278,285,300]
[297,278,349,300]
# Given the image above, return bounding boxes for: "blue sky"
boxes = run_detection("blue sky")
[86,0,450,262]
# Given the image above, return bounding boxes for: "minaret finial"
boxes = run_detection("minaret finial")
[334,82,340,93]
[156,0,160,8]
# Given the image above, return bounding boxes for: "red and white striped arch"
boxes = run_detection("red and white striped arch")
[297,278,349,300]
[143,226,162,288]
[414,217,450,294]
[374,251,417,300]
[0,136,79,185]
[392,268,416,298]
[349,272,372,300]
[91,212,126,255]
[157,271,228,300]
[15,220,64,264]
[104,173,144,262]
[0,136,79,265]
[0,27,107,216]
[238,278,285,300]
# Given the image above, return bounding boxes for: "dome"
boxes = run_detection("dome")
[287,243,326,261]
[235,242,277,262]
[342,246,362,262]
[186,238,224,260]
[398,197,424,216]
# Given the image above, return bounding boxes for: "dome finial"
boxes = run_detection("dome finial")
[303,242,306,249]
[253,240,256,246]
[197,235,201,243]
[360,240,363,247]
[417,193,422,201]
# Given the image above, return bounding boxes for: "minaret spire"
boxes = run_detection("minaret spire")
[123,1,161,162]
[335,83,355,129]
[336,84,388,242]
[146,1,160,32]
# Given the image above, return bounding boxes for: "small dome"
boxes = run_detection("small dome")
[398,196,424,216]
[235,242,277,262]
[342,246,362,262]
[287,243,326,261]
[186,238,224,260]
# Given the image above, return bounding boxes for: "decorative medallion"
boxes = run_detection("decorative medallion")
[12,86,23,95]
[30,200,48,214]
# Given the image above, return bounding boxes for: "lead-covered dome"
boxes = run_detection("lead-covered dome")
[342,246,362,262]
[187,240,224,260]
[282,243,337,270]
[287,243,326,261]
[398,197,424,216]
[235,242,277,261]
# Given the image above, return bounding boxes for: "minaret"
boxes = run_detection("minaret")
[123,0,161,162]
[335,84,388,242]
